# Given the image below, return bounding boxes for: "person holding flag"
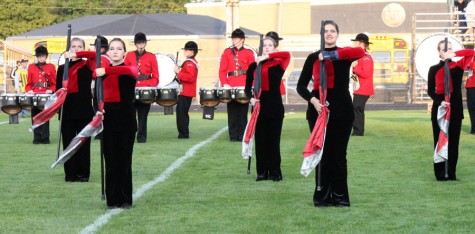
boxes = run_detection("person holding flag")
[427,40,473,181]
[26,46,56,144]
[56,37,95,182]
[297,20,364,207]
[95,38,139,209]
[244,31,290,182]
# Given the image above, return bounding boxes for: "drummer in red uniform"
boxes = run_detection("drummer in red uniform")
[124,32,159,143]
[25,46,56,144]
[219,28,256,142]
[174,41,199,139]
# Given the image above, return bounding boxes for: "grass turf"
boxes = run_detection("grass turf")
[0,109,474,233]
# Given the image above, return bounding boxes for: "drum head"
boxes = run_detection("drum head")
[156,53,176,88]
[415,34,464,81]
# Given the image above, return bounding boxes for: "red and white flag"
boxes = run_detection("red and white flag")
[242,101,260,159]
[51,112,103,169]
[301,104,329,177]
[29,88,67,131]
[434,102,450,163]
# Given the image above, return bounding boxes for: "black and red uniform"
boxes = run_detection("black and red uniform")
[176,58,198,139]
[124,51,159,143]
[245,51,290,181]
[297,46,365,207]
[352,52,374,136]
[25,63,57,144]
[56,58,94,182]
[100,64,138,207]
[219,46,256,141]
[427,49,474,181]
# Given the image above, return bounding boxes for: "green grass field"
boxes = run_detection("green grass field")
[0,109,474,233]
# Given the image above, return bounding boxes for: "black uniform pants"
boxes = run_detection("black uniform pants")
[226,100,249,141]
[466,88,475,133]
[103,129,135,207]
[135,102,151,142]
[255,117,283,180]
[176,95,192,138]
[352,94,370,136]
[31,107,49,142]
[62,119,91,181]
[308,116,352,206]
[432,117,461,180]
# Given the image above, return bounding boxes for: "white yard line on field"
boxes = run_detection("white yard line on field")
[80,126,228,234]
[0,121,9,125]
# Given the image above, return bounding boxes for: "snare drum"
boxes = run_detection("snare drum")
[135,87,157,104]
[199,88,220,107]
[156,88,178,107]
[234,87,249,104]
[34,94,50,110]
[218,88,232,103]
[19,94,34,110]
[1,94,21,115]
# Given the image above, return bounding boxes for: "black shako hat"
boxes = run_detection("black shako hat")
[90,36,109,49]
[351,33,372,44]
[229,28,246,39]
[35,46,48,56]
[181,41,200,51]
[265,31,283,41]
[134,32,148,43]
[20,59,28,63]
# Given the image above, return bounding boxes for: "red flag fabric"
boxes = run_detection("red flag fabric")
[51,112,103,169]
[242,101,261,159]
[301,105,329,177]
[434,101,450,163]
[29,88,67,132]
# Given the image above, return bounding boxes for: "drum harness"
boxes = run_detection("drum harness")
[135,51,153,81]
[228,48,247,77]
[33,63,50,88]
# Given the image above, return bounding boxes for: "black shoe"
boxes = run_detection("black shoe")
[230,138,239,142]
[270,176,282,182]
[351,133,363,136]
[33,140,41,144]
[121,203,132,209]
[256,175,268,181]
[314,202,331,208]
[137,139,146,143]
[41,139,50,144]
[178,135,189,139]
[107,205,119,210]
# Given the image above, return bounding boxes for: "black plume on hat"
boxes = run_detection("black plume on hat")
[35,46,48,56]
[230,28,246,39]
[351,33,372,44]
[182,41,200,51]
[134,32,147,43]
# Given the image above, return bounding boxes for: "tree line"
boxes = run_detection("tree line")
[0,0,188,39]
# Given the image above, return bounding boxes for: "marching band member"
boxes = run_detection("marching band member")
[465,60,475,135]
[95,38,139,209]
[124,32,159,143]
[427,40,474,181]
[297,20,365,207]
[174,41,199,139]
[26,46,56,144]
[219,28,256,142]
[350,33,374,136]
[56,37,94,182]
[245,31,290,182]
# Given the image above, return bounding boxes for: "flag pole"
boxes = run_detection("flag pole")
[317,20,327,191]
[56,24,72,160]
[443,36,450,180]
[95,36,106,200]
